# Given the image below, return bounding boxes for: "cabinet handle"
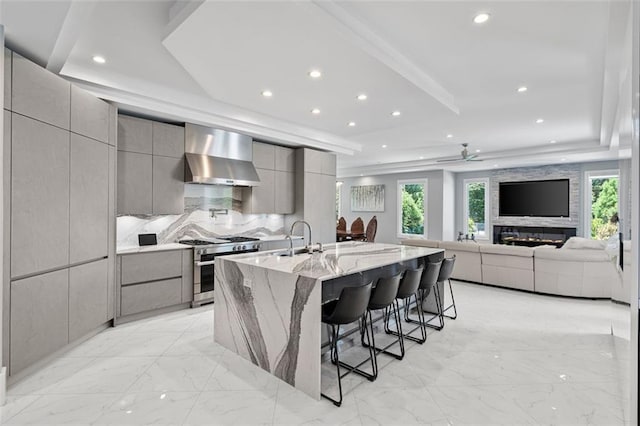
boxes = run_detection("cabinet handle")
[195,260,216,267]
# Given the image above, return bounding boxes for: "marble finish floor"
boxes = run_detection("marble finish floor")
[1,282,631,425]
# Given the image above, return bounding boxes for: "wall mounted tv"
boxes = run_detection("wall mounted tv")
[499,179,570,217]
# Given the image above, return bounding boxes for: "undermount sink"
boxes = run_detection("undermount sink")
[270,248,310,257]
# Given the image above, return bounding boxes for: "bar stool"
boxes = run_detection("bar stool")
[321,282,374,407]
[404,260,444,335]
[439,256,458,320]
[360,272,404,367]
[384,266,424,345]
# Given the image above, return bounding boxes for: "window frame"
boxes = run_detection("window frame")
[397,179,428,238]
[462,178,490,241]
[583,169,619,239]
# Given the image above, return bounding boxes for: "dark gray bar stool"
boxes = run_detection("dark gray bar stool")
[384,266,426,344]
[321,282,374,407]
[360,272,404,367]
[405,259,444,335]
[439,255,458,320]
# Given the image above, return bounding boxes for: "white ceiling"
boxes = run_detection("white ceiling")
[0,0,633,177]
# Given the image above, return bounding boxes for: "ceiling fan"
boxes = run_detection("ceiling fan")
[436,143,483,162]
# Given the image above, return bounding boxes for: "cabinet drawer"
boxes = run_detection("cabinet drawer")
[121,251,182,285]
[121,278,182,316]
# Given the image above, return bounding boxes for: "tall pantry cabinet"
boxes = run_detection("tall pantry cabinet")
[2,50,117,377]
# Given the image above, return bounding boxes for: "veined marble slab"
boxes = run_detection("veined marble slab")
[214,242,443,400]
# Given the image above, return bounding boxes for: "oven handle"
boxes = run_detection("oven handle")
[195,260,216,267]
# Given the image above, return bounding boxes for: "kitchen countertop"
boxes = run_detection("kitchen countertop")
[259,235,304,241]
[116,243,193,255]
[220,241,443,280]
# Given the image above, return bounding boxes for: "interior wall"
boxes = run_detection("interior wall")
[338,170,447,244]
[455,160,620,240]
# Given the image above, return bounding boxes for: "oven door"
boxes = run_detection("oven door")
[194,250,259,304]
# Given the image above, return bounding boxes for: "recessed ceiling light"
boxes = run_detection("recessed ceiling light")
[360,173,364,176]
[419,156,424,160]
[308,70,322,79]
[261,90,273,97]
[475,149,481,153]
[391,111,401,116]
[348,121,356,127]
[446,134,453,138]
[550,140,557,144]
[473,13,490,24]
[357,94,368,101]
[92,55,106,64]
[382,144,387,148]
[493,164,499,168]
[536,118,544,123]
[517,86,528,93]
[561,158,566,161]
[311,108,321,114]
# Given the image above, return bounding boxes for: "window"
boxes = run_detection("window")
[463,178,489,239]
[398,180,427,237]
[584,170,619,240]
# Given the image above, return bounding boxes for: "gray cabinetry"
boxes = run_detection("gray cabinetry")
[275,170,295,214]
[303,148,323,174]
[69,259,109,341]
[4,48,11,110]
[11,113,70,278]
[10,269,69,375]
[152,122,184,158]
[121,251,182,285]
[11,53,70,129]
[118,115,152,154]
[321,152,337,175]
[275,146,295,172]
[152,156,184,214]
[244,168,275,214]
[70,134,109,263]
[253,142,275,169]
[117,151,152,215]
[70,86,110,143]
[118,249,191,318]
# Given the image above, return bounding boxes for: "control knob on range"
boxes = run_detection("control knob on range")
[233,245,239,251]
[241,245,246,251]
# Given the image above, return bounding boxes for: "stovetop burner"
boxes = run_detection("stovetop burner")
[179,236,260,246]
[224,236,260,243]
[179,239,217,246]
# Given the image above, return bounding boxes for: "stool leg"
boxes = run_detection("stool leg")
[321,324,343,407]
[441,278,458,320]
[365,303,405,360]
[335,312,378,382]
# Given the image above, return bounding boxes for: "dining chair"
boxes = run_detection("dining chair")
[365,216,377,242]
[350,217,364,239]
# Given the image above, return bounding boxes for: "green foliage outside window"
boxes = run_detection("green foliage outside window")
[590,177,618,239]
[467,182,485,235]
[401,184,424,235]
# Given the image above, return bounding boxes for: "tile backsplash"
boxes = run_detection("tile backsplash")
[117,184,285,247]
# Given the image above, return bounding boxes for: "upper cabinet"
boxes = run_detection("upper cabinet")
[4,48,11,110]
[118,115,152,154]
[243,142,295,214]
[12,53,70,130]
[117,114,185,215]
[70,86,110,144]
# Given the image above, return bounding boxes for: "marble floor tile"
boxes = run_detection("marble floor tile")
[127,355,220,392]
[353,386,449,425]
[183,389,277,425]
[204,351,281,391]
[7,356,96,395]
[48,357,156,394]
[274,382,361,425]
[162,331,227,357]
[0,396,41,423]
[93,391,200,425]
[4,393,121,425]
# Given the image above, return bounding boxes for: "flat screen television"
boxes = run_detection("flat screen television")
[499,179,570,217]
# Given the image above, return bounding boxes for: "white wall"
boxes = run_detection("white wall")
[338,170,450,244]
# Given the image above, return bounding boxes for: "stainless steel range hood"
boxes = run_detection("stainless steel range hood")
[184,124,260,186]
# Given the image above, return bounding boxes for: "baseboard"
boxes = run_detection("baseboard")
[113,302,191,326]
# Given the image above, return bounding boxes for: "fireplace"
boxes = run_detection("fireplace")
[493,225,577,248]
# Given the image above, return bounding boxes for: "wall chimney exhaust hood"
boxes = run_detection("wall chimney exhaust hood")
[184,124,260,186]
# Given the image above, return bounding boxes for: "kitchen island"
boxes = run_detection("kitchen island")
[213,241,443,399]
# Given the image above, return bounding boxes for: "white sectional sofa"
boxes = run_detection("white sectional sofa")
[400,237,626,301]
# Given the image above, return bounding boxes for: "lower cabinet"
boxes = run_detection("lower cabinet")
[69,259,109,341]
[117,249,193,319]
[10,269,69,375]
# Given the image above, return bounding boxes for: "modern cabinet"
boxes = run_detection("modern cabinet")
[153,156,184,214]
[70,86,110,144]
[10,269,69,375]
[11,113,70,278]
[117,249,193,319]
[117,151,152,215]
[4,48,11,110]
[243,142,295,214]
[69,259,109,341]
[152,121,184,158]
[70,134,109,264]
[118,115,152,154]
[11,52,70,130]
[118,115,184,215]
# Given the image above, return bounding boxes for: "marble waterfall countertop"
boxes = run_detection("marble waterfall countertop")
[224,241,443,280]
[116,243,193,255]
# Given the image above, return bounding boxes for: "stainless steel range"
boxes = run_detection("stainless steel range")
[179,237,261,306]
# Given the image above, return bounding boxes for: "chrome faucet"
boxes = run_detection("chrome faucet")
[290,220,313,253]
[284,235,294,257]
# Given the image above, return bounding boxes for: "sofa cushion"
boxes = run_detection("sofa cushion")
[479,244,534,257]
[534,246,611,262]
[439,241,481,253]
[399,238,440,248]
[562,236,607,250]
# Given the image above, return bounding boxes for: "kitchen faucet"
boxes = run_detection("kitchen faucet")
[290,220,313,253]
[284,235,294,257]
